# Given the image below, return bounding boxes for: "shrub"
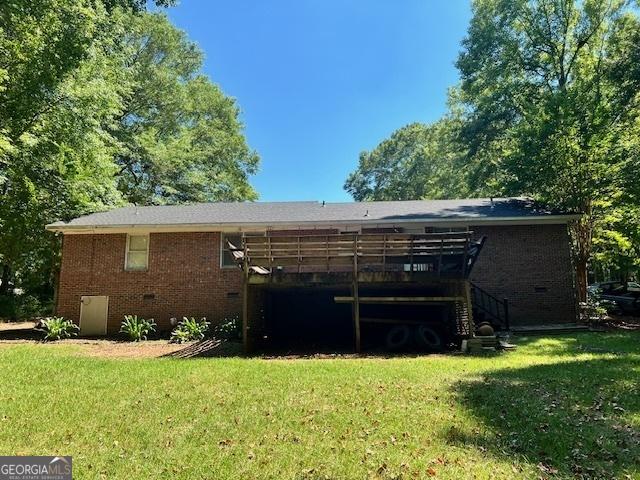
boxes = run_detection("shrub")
[36,317,79,341]
[0,294,50,320]
[120,315,156,342]
[213,316,241,341]
[0,295,17,319]
[16,295,48,319]
[580,294,611,326]
[170,317,210,343]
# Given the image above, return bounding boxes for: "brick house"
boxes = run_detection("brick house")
[47,198,579,348]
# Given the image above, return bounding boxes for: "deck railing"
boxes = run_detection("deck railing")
[231,232,485,278]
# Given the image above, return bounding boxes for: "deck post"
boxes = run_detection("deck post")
[437,238,444,277]
[409,236,414,276]
[352,235,361,353]
[464,280,474,337]
[382,234,386,273]
[242,236,249,353]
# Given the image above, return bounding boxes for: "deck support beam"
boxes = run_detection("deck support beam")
[335,296,467,304]
[351,281,360,353]
[242,240,249,353]
[352,237,361,353]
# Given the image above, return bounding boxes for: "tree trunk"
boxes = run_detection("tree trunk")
[570,214,594,303]
[0,264,11,295]
[575,255,589,303]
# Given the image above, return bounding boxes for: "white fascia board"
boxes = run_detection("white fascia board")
[45,214,582,234]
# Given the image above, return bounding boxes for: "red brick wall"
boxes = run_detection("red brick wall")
[56,224,577,334]
[469,224,577,325]
[56,232,242,334]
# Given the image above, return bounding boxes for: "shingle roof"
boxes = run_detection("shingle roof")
[46,197,578,231]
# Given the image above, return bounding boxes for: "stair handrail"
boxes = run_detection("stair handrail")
[470,281,510,331]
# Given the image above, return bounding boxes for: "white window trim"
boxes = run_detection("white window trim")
[124,233,150,272]
[220,233,242,269]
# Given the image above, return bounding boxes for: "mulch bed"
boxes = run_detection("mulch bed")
[0,337,244,359]
[0,321,243,358]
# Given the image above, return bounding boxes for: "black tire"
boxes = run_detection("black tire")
[414,325,444,351]
[385,325,411,351]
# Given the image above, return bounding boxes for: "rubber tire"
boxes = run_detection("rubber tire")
[385,325,411,351]
[414,325,444,352]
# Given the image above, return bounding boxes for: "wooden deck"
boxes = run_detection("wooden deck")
[230,232,486,353]
[231,232,484,280]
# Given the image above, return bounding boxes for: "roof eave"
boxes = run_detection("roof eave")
[45,214,583,234]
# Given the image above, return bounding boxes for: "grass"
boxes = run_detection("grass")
[0,333,639,479]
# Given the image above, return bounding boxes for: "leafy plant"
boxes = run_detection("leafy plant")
[35,317,79,341]
[120,315,156,342]
[580,293,615,327]
[213,316,241,341]
[170,317,210,344]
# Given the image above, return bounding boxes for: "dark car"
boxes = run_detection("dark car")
[588,281,640,294]
[589,281,640,314]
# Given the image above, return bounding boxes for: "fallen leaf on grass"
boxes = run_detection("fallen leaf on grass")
[537,462,558,474]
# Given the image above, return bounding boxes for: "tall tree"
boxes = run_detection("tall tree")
[0,4,258,308]
[0,0,129,296]
[344,119,470,201]
[455,0,640,300]
[0,0,171,161]
[592,202,640,281]
[114,13,259,205]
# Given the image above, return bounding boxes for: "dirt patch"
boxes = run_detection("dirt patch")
[0,321,36,331]
[0,333,244,358]
[0,322,40,341]
[0,337,190,358]
[72,339,196,358]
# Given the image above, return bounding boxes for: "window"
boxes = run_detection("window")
[221,234,242,268]
[125,234,149,271]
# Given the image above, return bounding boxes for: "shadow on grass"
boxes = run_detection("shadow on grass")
[161,339,467,360]
[160,340,445,360]
[161,339,244,358]
[453,336,640,478]
[0,325,40,341]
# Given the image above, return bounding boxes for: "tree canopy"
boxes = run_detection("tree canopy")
[114,13,258,205]
[0,1,258,311]
[344,0,640,296]
[456,0,639,298]
[344,120,470,201]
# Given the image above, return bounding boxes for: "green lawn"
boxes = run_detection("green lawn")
[0,333,639,479]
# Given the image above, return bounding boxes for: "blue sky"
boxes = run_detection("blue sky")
[166,1,472,202]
